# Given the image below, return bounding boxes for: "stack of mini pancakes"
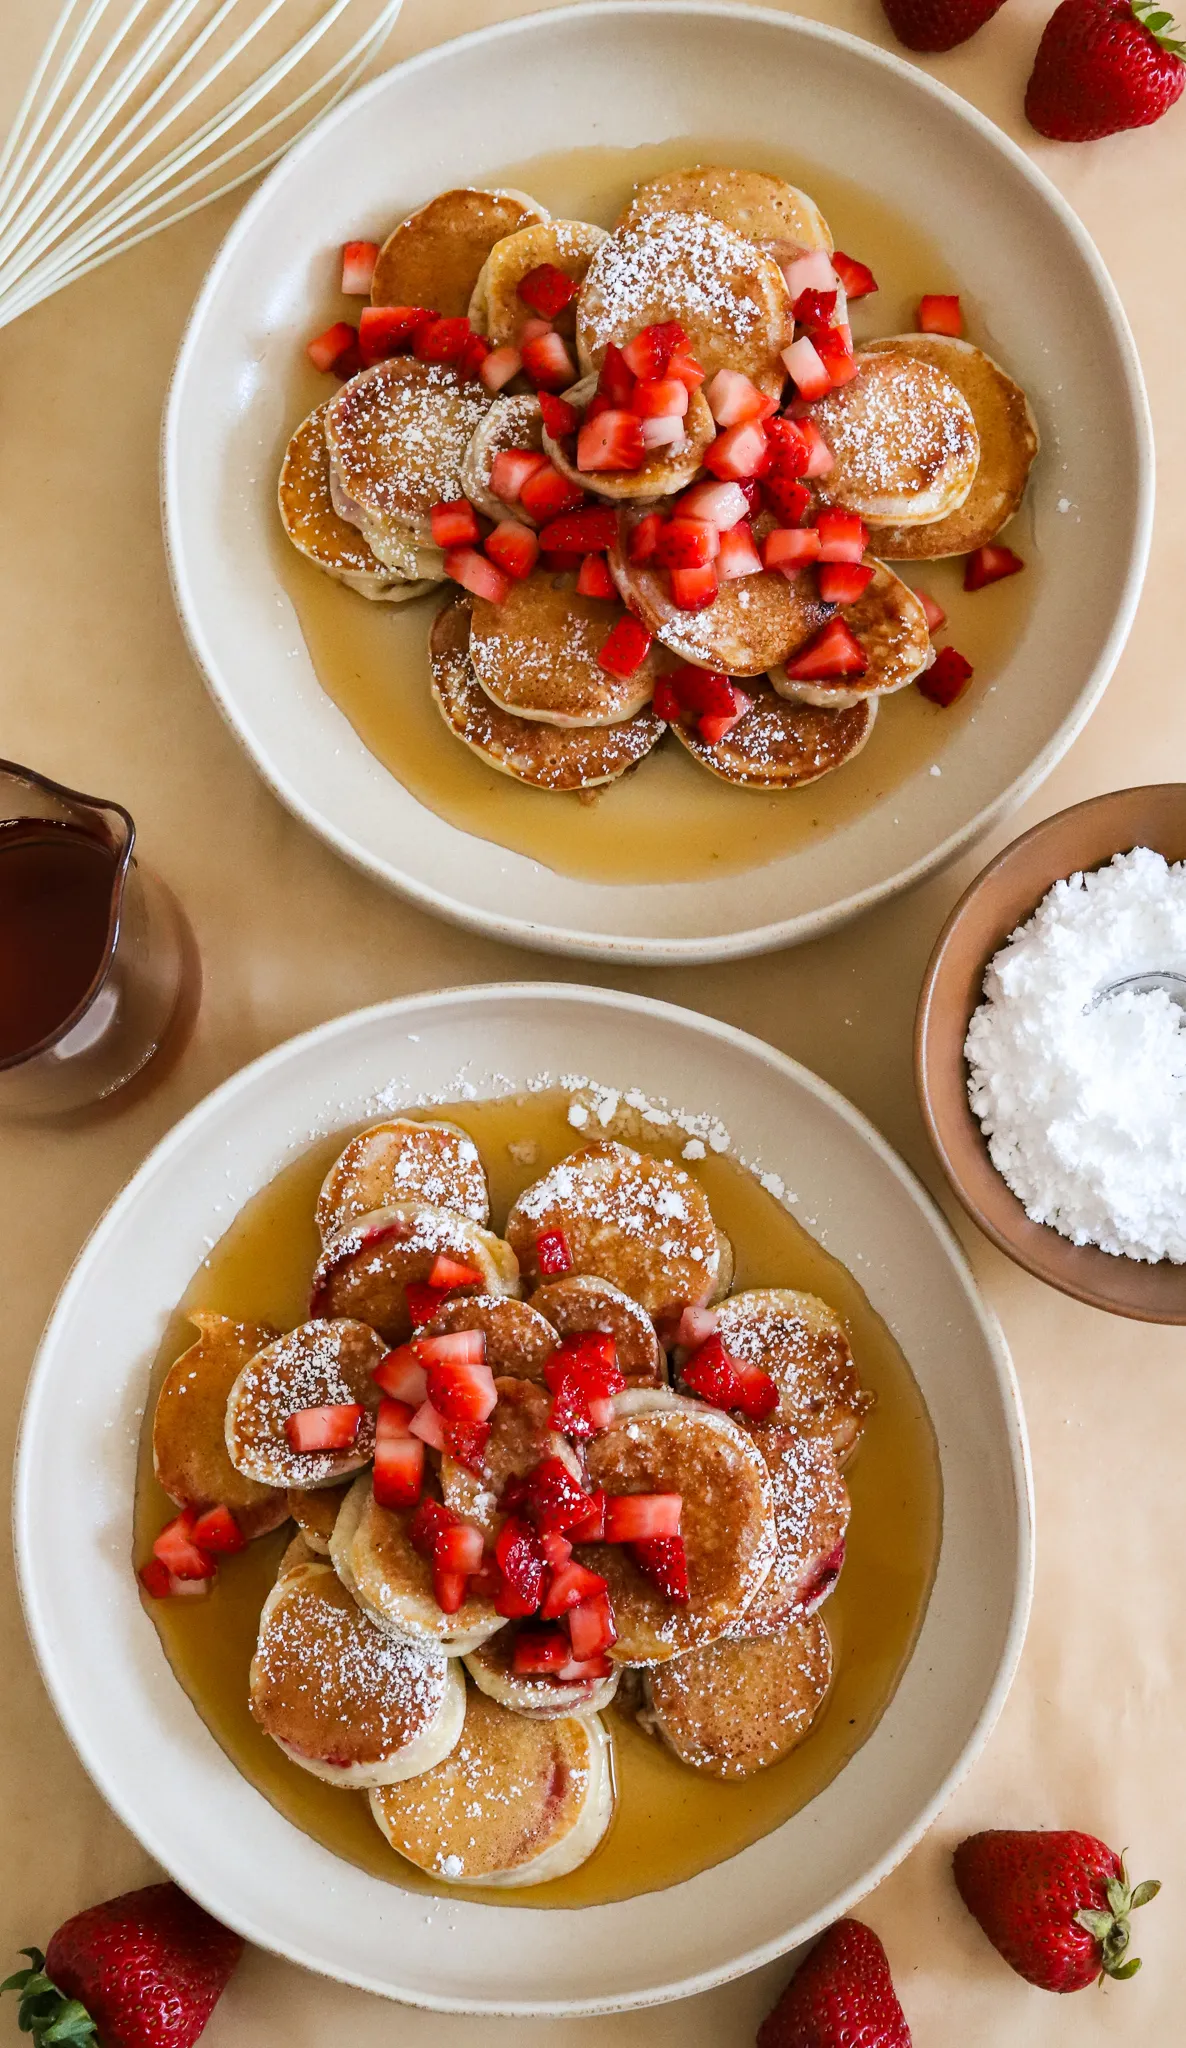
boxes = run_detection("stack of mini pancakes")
[280,166,1038,798]
[149,1114,875,1889]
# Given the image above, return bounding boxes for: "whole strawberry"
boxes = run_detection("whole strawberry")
[2,1883,243,2048]
[757,1917,911,2047]
[954,1830,1160,1991]
[881,0,1006,52]
[1026,0,1185,138]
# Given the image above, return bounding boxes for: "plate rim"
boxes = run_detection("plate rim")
[15,981,1034,2013]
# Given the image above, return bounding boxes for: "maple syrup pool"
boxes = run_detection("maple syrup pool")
[274,139,1036,887]
[134,1090,942,1909]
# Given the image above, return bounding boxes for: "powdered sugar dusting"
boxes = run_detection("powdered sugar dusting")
[253,1568,449,1758]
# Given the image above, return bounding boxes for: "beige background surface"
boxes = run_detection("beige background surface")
[2,0,1183,2040]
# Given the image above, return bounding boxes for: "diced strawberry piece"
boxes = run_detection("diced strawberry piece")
[540,1530,573,1570]
[465,1559,500,1602]
[654,518,718,570]
[832,250,878,300]
[597,341,636,405]
[522,330,577,391]
[814,326,859,388]
[557,1652,613,1681]
[621,320,690,380]
[189,1504,245,1555]
[783,616,869,680]
[522,1456,596,1534]
[577,409,645,473]
[374,1409,425,1509]
[540,1559,610,1619]
[547,1331,622,1390]
[444,546,510,605]
[583,392,615,426]
[761,476,811,527]
[432,1566,468,1614]
[818,561,875,605]
[307,320,359,375]
[630,377,690,420]
[535,1227,573,1275]
[513,1624,572,1673]
[409,1499,458,1556]
[964,543,1024,591]
[548,1376,597,1440]
[405,1281,449,1328]
[539,390,580,439]
[782,334,832,401]
[732,1359,780,1422]
[918,645,974,706]
[763,417,811,480]
[538,507,618,554]
[567,1591,618,1660]
[434,1522,486,1575]
[520,316,554,344]
[603,1492,682,1542]
[919,293,962,337]
[495,1515,546,1612]
[518,262,580,320]
[442,1417,491,1473]
[426,1358,498,1423]
[413,315,474,365]
[489,448,548,505]
[284,1402,363,1454]
[427,1253,482,1289]
[138,1558,175,1599]
[486,519,540,580]
[430,498,480,550]
[917,589,947,632]
[456,332,491,382]
[813,508,869,563]
[677,480,750,530]
[519,462,586,522]
[799,417,835,478]
[717,521,763,581]
[792,287,839,332]
[670,563,720,611]
[797,1538,847,1617]
[628,511,665,563]
[480,345,522,393]
[666,352,706,392]
[703,420,770,482]
[576,553,616,600]
[152,1513,217,1581]
[682,1332,744,1408]
[540,549,583,573]
[566,1491,607,1544]
[374,1345,429,1404]
[341,240,379,295]
[763,526,822,575]
[704,367,773,427]
[598,613,654,677]
[415,1329,486,1367]
[631,1535,689,1604]
[698,686,751,745]
[783,250,840,300]
[663,666,742,720]
[640,415,687,452]
[409,1400,447,1449]
[652,674,683,723]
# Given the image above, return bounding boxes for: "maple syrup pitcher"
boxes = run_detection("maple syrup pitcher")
[0,759,186,1114]
[134,1084,940,1909]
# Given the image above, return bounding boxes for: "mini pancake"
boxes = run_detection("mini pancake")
[464,1626,620,1720]
[862,334,1039,559]
[371,187,549,317]
[470,219,609,345]
[714,1289,874,1463]
[423,1292,559,1381]
[310,1202,519,1347]
[324,357,491,563]
[644,1613,832,1778]
[735,1422,849,1635]
[810,350,980,526]
[250,1541,465,1787]
[369,1688,614,1886]
[620,164,832,261]
[278,405,435,599]
[225,1318,386,1490]
[316,1117,489,1243]
[610,507,831,676]
[576,211,793,397]
[506,1140,726,1314]
[529,1272,664,1385]
[286,1479,352,1554]
[468,573,662,726]
[580,1390,776,1663]
[671,679,876,789]
[153,1313,289,1539]
[331,1474,504,1654]
[430,594,665,789]
[770,560,932,711]
[440,1375,580,1532]
[543,372,716,504]
[461,394,545,524]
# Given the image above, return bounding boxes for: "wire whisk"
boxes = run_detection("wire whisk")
[0,0,404,330]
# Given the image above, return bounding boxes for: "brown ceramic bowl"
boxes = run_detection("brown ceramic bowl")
[915,785,1186,1323]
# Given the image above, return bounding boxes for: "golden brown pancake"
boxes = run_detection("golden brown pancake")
[543,374,716,504]
[152,1313,289,1539]
[278,404,434,597]
[331,1474,504,1654]
[714,1289,874,1463]
[371,187,548,317]
[316,1117,489,1243]
[577,211,793,396]
[470,219,608,345]
[862,334,1039,559]
[311,1202,519,1347]
[224,1318,386,1490]
[422,1291,559,1380]
[468,573,662,726]
[671,679,876,789]
[620,165,832,259]
[506,1141,726,1314]
[323,358,491,562]
[810,350,980,526]
[430,595,665,789]
[770,560,931,711]
[464,1626,620,1720]
[580,1391,776,1663]
[736,1422,849,1634]
[440,1375,579,1532]
[529,1271,665,1384]
[286,1479,352,1554]
[644,1613,832,1777]
[250,1544,465,1786]
[610,508,831,677]
[369,1687,614,1885]
[461,394,545,524]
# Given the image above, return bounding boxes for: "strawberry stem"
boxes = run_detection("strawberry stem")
[0,1950,97,2044]
[1131,0,1186,57]
[1073,1857,1162,1984]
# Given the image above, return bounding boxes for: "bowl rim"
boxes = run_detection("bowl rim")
[915,784,1186,1322]
[160,0,1155,966]
[15,981,1034,2012]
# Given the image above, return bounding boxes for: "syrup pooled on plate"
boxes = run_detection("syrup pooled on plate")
[134,1088,941,1908]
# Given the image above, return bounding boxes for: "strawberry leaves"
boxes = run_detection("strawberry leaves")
[1073,1860,1162,1982]
[1,1950,97,2046]
[1131,0,1186,54]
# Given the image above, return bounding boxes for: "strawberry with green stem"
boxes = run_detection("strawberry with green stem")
[1026,0,1184,138]
[954,1829,1161,1991]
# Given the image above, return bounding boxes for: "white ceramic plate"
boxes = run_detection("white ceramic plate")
[163,2,1150,965]
[17,984,1031,2013]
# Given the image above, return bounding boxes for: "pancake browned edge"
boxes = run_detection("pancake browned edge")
[371,187,549,317]
[671,680,876,789]
[429,595,665,791]
[811,349,980,527]
[278,406,434,600]
[643,1613,833,1777]
[316,1117,490,1242]
[619,164,832,260]
[770,560,931,712]
[610,507,831,677]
